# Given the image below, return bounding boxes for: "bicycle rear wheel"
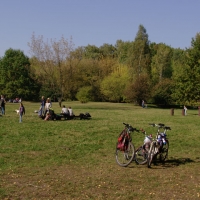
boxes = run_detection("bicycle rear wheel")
[147,143,155,168]
[115,142,135,167]
[159,140,169,162]
[135,146,148,165]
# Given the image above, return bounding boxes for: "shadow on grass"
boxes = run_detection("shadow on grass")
[164,157,195,167]
[119,157,200,169]
[147,157,199,169]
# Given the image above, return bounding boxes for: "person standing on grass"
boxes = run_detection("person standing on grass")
[19,102,25,123]
[41,96,46,115]
[44,98,51,116]
[0,95,6,115]
[58,97,62,108]
[142,100,145,108]
[184,105,187,116]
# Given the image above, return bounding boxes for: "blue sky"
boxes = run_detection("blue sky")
[0,0,200,57]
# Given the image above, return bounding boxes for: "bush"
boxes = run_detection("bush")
[76,86,92,103]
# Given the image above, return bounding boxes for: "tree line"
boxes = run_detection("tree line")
[1,24,200,106]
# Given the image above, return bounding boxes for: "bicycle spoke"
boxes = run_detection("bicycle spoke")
[135,146,148,165]
[116,142,135,167]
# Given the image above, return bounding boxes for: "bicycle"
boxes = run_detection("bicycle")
[135,128,152,165]
[147,123,171,168]
[115,122,139,167]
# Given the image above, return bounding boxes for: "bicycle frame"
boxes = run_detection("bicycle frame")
[134,128,152,165]
[147,123,171,168]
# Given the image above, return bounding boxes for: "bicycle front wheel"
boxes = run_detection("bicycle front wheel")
[135,146,148,165]
[147,143,155,168]
[159,140,169,162]
[115,142,135,167]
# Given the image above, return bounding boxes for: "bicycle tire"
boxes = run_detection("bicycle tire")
[159,140,169,162]
[147,142,155,168]
[115,142,135,167]
[135,146,148,165]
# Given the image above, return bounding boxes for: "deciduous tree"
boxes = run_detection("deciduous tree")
[100,66,129,102]
[0,48,39,100]
[172,33,200,104]
[151,43,172,85]
[124,74,150,104]
[28,33,74,100]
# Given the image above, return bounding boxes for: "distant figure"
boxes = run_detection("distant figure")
[61,105,69,119]
[38,106,42,117]
[184,105,187,116]
[0,95,6,115]
[19,102,25,123]
[68,106,74,116]
[45,98,51,115]
[41,96,46,115]
[142,100,145,108]
[61,105,68,114]
[44,111,51,121]
[58,97,62,108]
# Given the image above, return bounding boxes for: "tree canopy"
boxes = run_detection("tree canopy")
[0,49,39,100]
[1,27,200,106]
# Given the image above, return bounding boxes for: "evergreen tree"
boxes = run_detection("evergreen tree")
[127,24,151,77]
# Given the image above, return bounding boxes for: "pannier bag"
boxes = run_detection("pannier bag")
[117,130,129,151]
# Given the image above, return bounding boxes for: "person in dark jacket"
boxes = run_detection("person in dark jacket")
[0,95,6,115]
[19,102,25,123]
[41,96,46,116]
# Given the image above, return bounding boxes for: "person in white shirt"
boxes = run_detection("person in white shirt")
[45,98,51,115]
[184,105,187,116]
[61,105,68,114]
[68,106,74,116]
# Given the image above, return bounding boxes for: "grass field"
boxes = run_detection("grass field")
[0,101,200,200]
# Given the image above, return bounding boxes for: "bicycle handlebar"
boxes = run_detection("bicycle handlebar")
[139,128,146,134]
[149,123,171,130]
[123,122,140,132]
[149,123,165,127]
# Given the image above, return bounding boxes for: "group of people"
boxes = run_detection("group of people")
[38,96,74,120]
[1,94,25,122]
[60,105,74,119]
[38,96,52,120]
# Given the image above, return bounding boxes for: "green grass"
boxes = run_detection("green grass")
[0,101,200,199]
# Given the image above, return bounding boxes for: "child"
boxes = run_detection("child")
[44,111,51,120]
[19,103,25,123]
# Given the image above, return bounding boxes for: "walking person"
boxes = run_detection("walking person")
[19,102,25,123]
[0,95,6,115]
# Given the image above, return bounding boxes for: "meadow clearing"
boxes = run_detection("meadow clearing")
[0,101,200,199]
